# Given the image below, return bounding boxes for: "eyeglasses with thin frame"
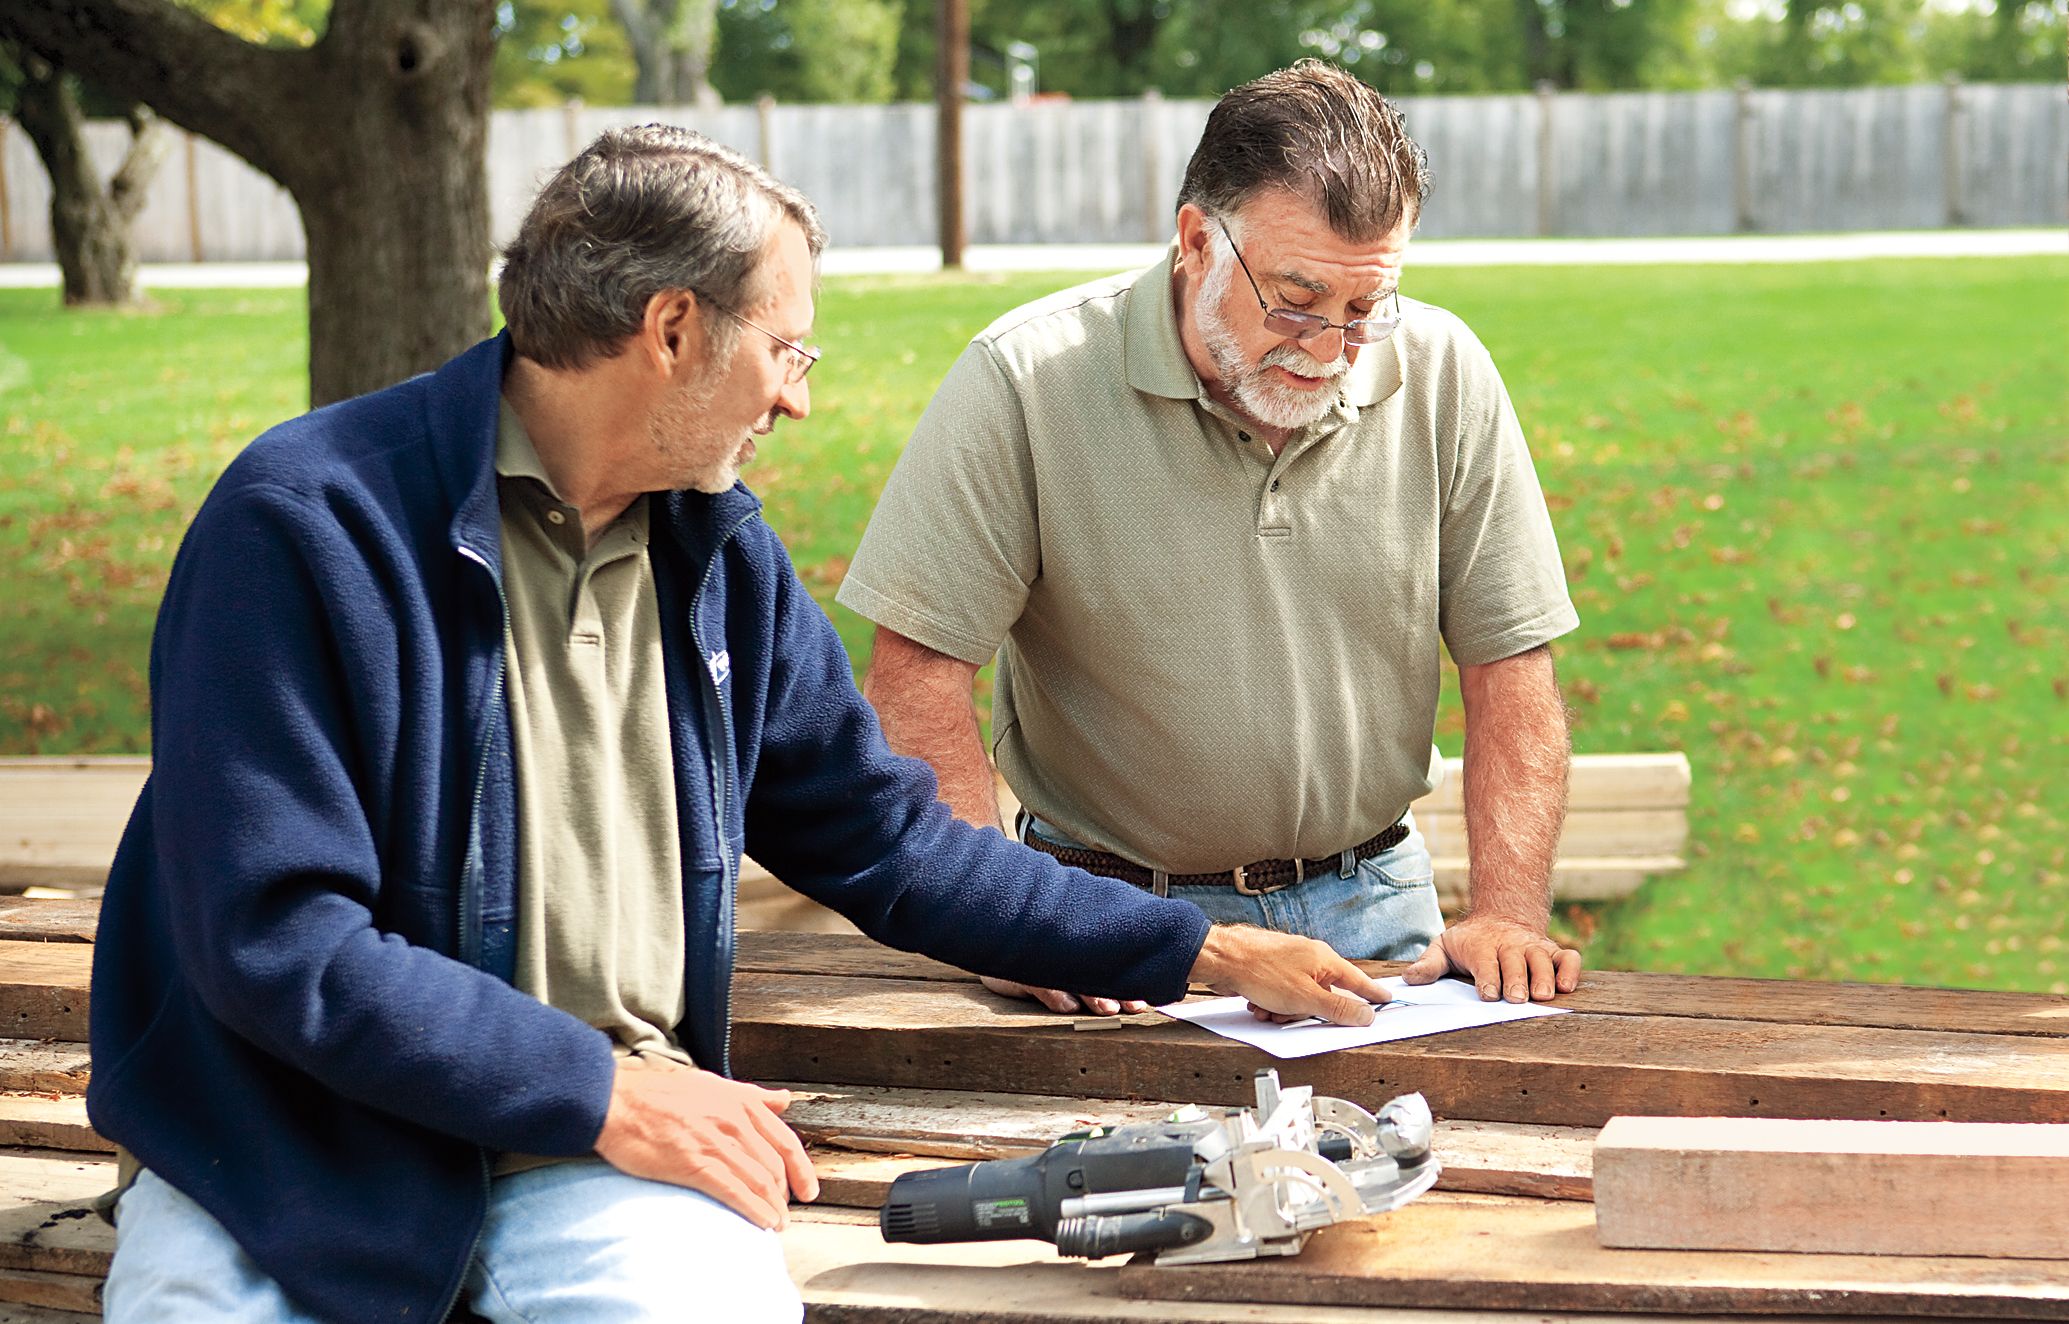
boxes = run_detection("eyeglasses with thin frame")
[1216,220,1401,346]
[699,292,821,384]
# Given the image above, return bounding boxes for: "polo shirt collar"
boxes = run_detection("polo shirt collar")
[1123,242,1406,412]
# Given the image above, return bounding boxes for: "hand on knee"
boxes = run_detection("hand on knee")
[593,1059,820,1231]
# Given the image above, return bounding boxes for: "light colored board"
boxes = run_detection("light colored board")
[1419,809,1689,863]
[1594,1115,2069,1259]
[731,969,2069,1128]
[784,1084,1593,1202]
[0,1100,104,1158]
[0,906,95,947]
[1417,754,1691,815]
[786,1200,2003,1324]
[0,761,147,888]
[1118,1191,2069,1318]
[809,1148,949,1210]
[0,950,88,1045]
[0,1148,115,1280]
[733,932,2069,1038]
[0,1048,88,1100]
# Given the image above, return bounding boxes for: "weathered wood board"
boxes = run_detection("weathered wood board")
[0,950,89,1045]
[0,1049,87,1100]
[0,904,96,948]
[1595,1115,2069,1259]
[730,970,2069,1128]
[0,1100,104,1158]
[0,1149,114,1282]
[1118,1192,2069,1319]
[735,932,2069,1038]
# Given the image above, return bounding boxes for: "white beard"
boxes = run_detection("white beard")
[1194,242,1348,432]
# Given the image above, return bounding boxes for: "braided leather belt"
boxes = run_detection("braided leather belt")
[1025,819,1410,897]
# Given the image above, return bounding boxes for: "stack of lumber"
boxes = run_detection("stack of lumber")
[5,904,2069,1320]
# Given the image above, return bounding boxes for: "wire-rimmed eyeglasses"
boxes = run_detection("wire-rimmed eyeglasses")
[1216,220,1401,346]
[700,293,820,383]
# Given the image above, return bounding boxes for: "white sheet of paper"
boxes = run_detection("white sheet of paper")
[1157,976,1568,1059]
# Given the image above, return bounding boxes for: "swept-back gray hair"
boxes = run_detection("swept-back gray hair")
[1179,59,1430,241]
[499,125,828,371]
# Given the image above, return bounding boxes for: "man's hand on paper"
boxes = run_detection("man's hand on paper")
[593,1054,819,1231]
[1403,914,1582,1003]
[1188,923,1394,1026]
[978,975,1150,1016]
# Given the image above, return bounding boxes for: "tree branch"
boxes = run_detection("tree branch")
[0,0,313,187]
[109,106,170,225]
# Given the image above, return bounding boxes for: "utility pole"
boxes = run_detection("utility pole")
[935,0,968,270]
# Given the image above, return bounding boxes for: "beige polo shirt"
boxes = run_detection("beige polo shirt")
[837,250,1578,875]
[496,400,690,1069]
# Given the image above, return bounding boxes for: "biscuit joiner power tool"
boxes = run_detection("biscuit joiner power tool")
[878,1069,1440,1264]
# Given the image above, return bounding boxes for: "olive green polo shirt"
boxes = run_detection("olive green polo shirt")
[837,249,1578,875]
[495,399,690,1069]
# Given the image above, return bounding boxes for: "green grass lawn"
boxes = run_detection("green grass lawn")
[2,257,2064,991]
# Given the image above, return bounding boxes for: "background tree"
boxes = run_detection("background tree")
[713,0,902,102]
[495,0,636,106]
[611,0,721,104]
[0,0,499,406]
[0,42,168,307]
[1755,0,1930,86]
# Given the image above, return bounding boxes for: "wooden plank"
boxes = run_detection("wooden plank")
[810,1148,947,1210]
[733,932,2069,1038]
[786,1217,1973,1324]
[0,761,147,887]
[0,1100,103,1158]
[0,1048,87,1100]
[730,971,2069,1128]
[788,1215,1734,1324]
[0,1271,97,1317]
[1419,809,1690,860]
[784,1084,1593,1201]
[0,905,95,947]
[0,951,88,1045]
[0,1149,115,1281]
[0,1303,105,1323]
[1594,1115,2069,1259]
[1434,859,1681,907]
[1117,1192,2069,1319]
[1419,753,1692,815]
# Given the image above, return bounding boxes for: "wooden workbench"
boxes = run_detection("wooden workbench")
[2,906,2067,1319]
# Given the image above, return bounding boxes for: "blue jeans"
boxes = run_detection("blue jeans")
[1024,814,1444,962]
[103,1161,801,1323]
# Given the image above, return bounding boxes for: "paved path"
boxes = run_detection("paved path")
[0,229,2060,291]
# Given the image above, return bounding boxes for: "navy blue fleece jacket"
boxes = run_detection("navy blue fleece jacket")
[86,333,1212,1323]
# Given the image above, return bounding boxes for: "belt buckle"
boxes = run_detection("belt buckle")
[1231,864,1291,897]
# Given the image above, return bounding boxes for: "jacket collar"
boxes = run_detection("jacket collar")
[1124,243,1405,411]
[433,332,762,566]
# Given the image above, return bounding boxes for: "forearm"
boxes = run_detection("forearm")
[1459,645,1570,928]
[861,627,1005,831]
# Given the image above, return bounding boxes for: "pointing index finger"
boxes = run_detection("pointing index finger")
[1331,962,1394,1008]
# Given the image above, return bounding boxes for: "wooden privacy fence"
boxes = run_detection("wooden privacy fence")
[0,82,2061,261]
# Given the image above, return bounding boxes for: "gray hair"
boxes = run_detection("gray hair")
[1179,60,1430,242]
[499,124,828,371]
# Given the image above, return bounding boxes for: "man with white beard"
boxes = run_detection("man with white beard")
[840,60,1586,1017]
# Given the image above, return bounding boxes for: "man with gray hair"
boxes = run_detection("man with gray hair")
[842,61,1586,1016]
[87,124,1390,1323]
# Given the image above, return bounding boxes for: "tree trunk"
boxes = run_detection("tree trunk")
[284,5,495,405]
[8,49,167,307]
[613,0,720,107]
[0,0,498,405]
